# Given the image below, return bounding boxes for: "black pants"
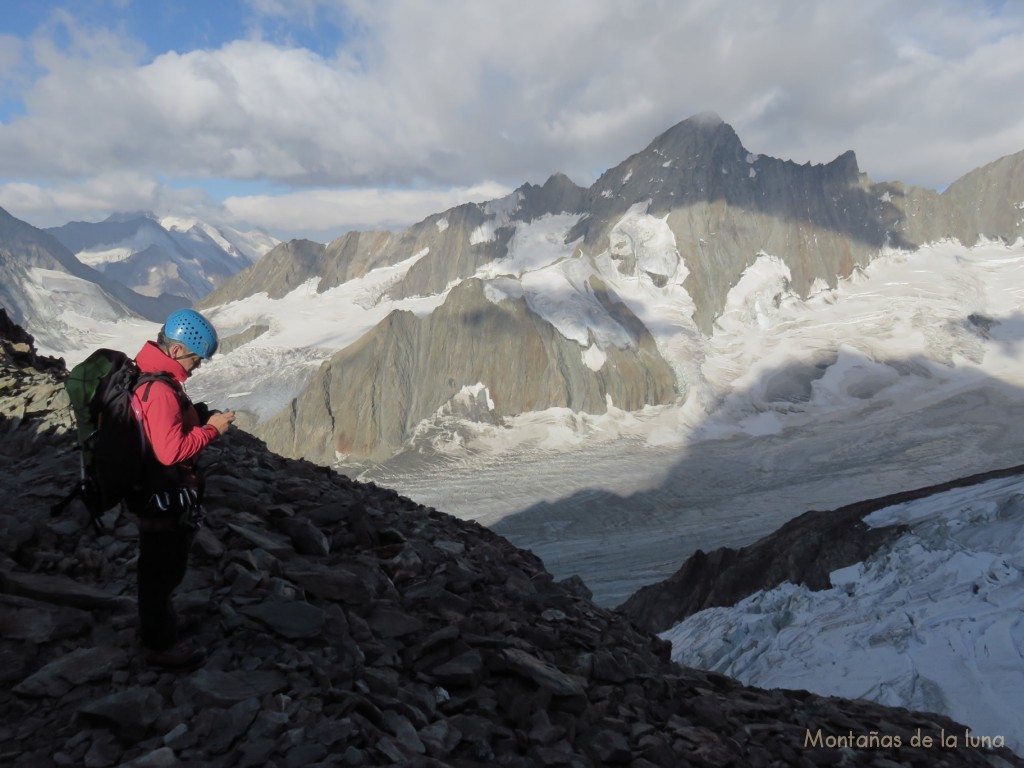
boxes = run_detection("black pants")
[137,526,192,649]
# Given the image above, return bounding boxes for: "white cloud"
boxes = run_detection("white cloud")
[223,181,514,239]
[0,0,1022,235]
[0,173,211,226]
[0,173,513,242]
[31,9,146,68]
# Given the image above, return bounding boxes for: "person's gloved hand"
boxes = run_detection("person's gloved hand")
[194,402,219,424]
[206,410,236,435]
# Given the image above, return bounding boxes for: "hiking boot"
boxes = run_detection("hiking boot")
[145,640,206,672]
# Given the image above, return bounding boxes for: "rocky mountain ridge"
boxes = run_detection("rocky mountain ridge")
[3,310,1020,767]
[205,113,1024,330]
[566,113,1024,332]
[260,276,677,461]
[197,173,589,311]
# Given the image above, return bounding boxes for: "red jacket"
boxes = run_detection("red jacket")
[133,341,218,467]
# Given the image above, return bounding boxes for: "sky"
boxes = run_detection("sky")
[1,0,1023,242]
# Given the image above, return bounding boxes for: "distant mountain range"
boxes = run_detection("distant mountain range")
[0,207,177,354]
[46,212,277,302]
[1,112,1022,461]
[198,112,1023,464]
[0,208,277,357]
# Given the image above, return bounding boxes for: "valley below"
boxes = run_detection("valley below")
[360,381,1024,607]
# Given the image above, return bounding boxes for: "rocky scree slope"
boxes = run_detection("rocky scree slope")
[1,312,1020,767]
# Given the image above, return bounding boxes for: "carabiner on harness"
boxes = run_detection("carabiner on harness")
[149,487,204,531]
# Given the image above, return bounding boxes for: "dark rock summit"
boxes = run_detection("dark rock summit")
[2,314,1020,766]
[567,112,911,333]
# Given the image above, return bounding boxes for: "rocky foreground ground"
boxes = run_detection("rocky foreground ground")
[1,309,1020,768]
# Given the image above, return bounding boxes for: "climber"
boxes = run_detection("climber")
[128,308,235,671]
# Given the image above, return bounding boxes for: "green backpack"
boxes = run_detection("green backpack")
[52,349,169,530]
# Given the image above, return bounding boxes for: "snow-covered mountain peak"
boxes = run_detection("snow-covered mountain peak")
[159,215,279,263]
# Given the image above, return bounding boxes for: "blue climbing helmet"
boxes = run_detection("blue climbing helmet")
[163,309,219,359]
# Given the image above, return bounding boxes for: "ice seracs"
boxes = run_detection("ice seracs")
[662,473,1024,756]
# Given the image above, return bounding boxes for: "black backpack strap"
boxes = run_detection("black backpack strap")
[136,372,177,402]
[136,374,191,424]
